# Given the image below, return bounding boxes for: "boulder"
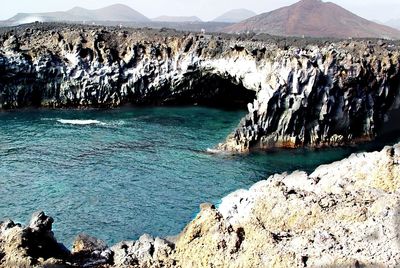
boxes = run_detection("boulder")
[0,212,69,268]
[111,234,174,267]
[72,234,107,254]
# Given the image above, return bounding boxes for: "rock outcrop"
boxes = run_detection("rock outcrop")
[2,143,400,267]
[175,143,400,267]
[0,23,400,152]
[218,41,400,151]
[0,212,69,267]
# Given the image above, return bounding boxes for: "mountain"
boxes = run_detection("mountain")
[213,9,257,23]
[224,0,400,39]
[152,16,202,23]
[6,4,150,26]
[7,12,73,25]
[70,4,150,22]
[386,19,400,30]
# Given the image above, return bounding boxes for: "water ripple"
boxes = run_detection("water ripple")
[0,106,384,247]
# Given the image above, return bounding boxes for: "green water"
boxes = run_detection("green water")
[0,106,393,246]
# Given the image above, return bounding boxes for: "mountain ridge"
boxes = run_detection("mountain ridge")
[5,4,150,25]
[224,0,400,39]
[152,15,202,22]
[213,9,257,23]
[386,18,400,30]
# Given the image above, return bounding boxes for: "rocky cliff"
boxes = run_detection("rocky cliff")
[218,41,400,151]
[1,23,400,151]
[2,143,400,267]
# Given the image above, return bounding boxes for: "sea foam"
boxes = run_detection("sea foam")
[57,119,106,125]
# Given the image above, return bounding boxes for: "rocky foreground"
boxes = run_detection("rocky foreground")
[1,143,400,267]
[0,23,400,152]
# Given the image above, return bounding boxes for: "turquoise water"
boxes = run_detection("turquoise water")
[0,106,394,246]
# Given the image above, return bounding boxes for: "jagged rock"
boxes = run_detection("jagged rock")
[0,219,17,235]
[0,212,69,268]
[3,35,19,52]
[153,237,174,262]
[217,44,400,151]
[168,143,400,267]
[172,203,245,267]
[111,234,174,267]
[28,211,54,232]
[71,234,112,268]
[0,24,399,150]
[72,234,107,254]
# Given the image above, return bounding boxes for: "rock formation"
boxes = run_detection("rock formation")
[0,23,400,152]
[218,41,400,152]
[178,143,400,267]
[0,212,69,267]
[2,143,400,267]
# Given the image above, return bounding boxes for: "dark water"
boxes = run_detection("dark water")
[0,106,395,246]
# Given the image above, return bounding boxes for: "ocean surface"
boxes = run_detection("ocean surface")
[0,106,395,246]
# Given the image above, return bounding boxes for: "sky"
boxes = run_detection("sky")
[1,0,399,22]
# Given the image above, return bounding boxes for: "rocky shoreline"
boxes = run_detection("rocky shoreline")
[1,143,400,267]
[1,23,400,267]
[0,23,400,151]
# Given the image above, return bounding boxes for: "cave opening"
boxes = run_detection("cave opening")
[375,108,400,144]
[141,72,257,111]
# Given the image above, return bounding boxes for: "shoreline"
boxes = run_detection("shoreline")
[1,22,400,267]
[1,142,400,267]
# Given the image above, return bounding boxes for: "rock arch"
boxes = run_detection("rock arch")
[0,25,400,151]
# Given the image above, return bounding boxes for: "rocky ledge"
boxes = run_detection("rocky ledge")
[1,143,400,267]
[1,23,400,151]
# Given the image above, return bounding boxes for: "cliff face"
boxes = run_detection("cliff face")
[0,24,258,109]
[218,42,400,151]
[1,24,400,151]
[2,144,400,267]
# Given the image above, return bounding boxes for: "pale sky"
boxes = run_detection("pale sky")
[1,0,399,22]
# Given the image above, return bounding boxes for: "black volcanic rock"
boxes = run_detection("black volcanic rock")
[0,24,399,151]
[224,0,400,39]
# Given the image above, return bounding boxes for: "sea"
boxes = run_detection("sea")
[0,106,395,246]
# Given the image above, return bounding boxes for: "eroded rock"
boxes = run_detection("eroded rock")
[0,212,69,268]
[111,234,174,267]
[0,24,399,150]
[180,142,400,267]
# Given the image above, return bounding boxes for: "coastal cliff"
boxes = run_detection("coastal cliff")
[1,143,400,267]
[0,23,400,151]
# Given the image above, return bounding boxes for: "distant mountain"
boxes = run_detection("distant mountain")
[7,12,73,25]
[213,9,257,23]
[386,19,400,30]
[6,4,150,26]
[224,0,400,39]
[152,16,202,23]
[68,4,149,22]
